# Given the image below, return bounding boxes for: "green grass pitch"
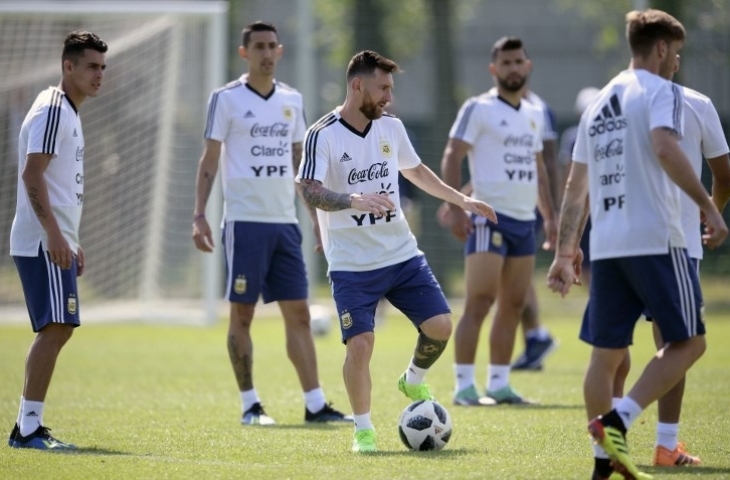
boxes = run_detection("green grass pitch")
[1,301,730,479]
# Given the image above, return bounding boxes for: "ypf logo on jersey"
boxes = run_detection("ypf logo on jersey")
[589,94,627,137]
[340,311,353,329]
[234,275,247,295]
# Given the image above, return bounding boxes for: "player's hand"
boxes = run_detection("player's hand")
[76,246,85,277]
[192,216,215,253]
[462,197,498,224]
[702,206,728,249]
[437,203,472,243]
[546,253,579,297]
[542,216,558,251]
[47,230,73,270]
[350,192,395,217]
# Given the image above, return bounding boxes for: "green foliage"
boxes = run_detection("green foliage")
[2,295,730,478]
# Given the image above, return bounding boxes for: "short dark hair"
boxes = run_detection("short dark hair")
[242,21,278,47]
[626,9,685,57]
[62,31,107,64]
[346,50,400,81]
[490,36,527,61]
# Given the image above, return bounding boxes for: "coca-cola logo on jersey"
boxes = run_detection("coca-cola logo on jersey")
[503,134,534,148]
[593,139,623,162]
[250,122,289,137]
[348,161,390,185]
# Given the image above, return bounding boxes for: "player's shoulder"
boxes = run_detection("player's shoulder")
[275,80,301,96]
[680,84,711,107]
[211,79,244,101]
[33,86,65,109]
[306,111,339,135]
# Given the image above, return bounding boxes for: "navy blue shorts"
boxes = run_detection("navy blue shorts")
[465,212,536,257]
[329,255,450,343]
[580,217,591,267]
[223,221,308,304]
[579,248,704,348]
[13,246,80,332]
[644,257,700,321]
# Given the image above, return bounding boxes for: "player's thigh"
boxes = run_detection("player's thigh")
[13,248,80,333]
[581,259,643,348]
[330,269,387,343]
[263,224,308,303]
[223,221,272,303]
[497,254,535,310]
[385,256,451,330]
[464,252,503,300]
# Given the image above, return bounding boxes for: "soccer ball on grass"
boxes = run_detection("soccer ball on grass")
[398,400,453,451]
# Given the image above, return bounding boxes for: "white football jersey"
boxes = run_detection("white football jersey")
[523,90,559,141]
[678,86,729,259]
[205,75,306,224]
[11,86,84,256]
[573,69,685,260]
[450,89,544,220]
[297,109,421,272]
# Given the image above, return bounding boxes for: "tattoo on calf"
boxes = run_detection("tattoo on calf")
[412,332,448,369]
[228,334,253,391]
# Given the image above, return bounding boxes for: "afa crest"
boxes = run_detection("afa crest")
[67,295,77,315]
[380,141,392,158]
[234,275,247,295]
[491,231,503,247]
[340,311,353,329]
[282,106,294,121]
[530,120,537,131]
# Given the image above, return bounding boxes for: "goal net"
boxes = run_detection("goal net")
[0,1,228,324]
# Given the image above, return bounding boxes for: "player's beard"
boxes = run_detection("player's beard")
[360,91,384,120]
[497,74,527,92]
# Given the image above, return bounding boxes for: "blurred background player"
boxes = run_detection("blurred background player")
[192,21,351,426]
[440,37,556,406]
[297,50,496,452]
[9,31,107,450]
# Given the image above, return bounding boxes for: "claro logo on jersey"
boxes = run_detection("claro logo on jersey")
[589,94,627,137]
[250,122,289,138]
[347,161,390,185]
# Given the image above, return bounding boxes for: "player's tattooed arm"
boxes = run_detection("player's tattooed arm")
[299,178,352,211]
[26,187,47,219]
[557,198,586,254]
[657,126,681,138]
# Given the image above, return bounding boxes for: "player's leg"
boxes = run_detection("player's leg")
[486,254,534,404]
[330,268,383,452]
[11,249,79,449]
[386,256,452,403]
[513,281,557,371]
[223,221,274,425]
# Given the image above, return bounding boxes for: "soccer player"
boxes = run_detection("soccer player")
[440,37,556,406]
[611,50,730,468]
[547,9,728,479]
[192,21,351,426]
[296,50,496,453]
[8,31,107,450]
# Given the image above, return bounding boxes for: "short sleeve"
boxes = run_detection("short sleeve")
[292,97,307,144]
[297,125,331,184]
[649,82,683,136]
[27,100,66,156]
[396,120,421,170]
[204,89,230,142]
[448,98,480,145]
[572,114,590,165]
[700,99,729,158]
[542,104,559,141]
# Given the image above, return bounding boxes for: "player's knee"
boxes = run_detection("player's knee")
[230,302,255,328]
[464,293,495,320]
[420,315,452,341]
[37,323,74,348]
[345,333,374,364]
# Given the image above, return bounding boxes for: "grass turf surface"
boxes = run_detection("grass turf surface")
[2,298,730,479]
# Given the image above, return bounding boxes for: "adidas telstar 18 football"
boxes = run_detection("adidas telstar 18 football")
[398,400,452,451]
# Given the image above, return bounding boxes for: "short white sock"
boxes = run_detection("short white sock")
[240,389,260,413]
[353,413,373,431]
[15,395,24,425]
[304,387,326,413]
[592,443,609,459]
[611,397,622,408]
[487,364,510,392]
[656,422,679,450]
[614,396,643,430]
[405,361,428,385]
[454,364,475,392]
[19,400,44,437]
[526,327,550,341]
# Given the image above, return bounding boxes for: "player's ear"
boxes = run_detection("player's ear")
[239,45,248,60]
[350,76,361,93]
[525,58,533,73]
[62,58,74,75]
[276,44,283,59]
[488,63,496,76]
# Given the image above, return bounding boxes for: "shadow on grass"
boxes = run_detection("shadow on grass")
[253,423,353,431]
[482,403,584,410]
[644,466,730,476]
[355,447,475,458]
[65,446,131,456]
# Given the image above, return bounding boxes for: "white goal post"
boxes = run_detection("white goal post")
[0,1,228,324]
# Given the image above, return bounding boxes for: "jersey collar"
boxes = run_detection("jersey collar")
[336,109,372,138]
[245,82,276,101]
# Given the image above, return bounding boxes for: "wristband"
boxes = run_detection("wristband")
[193,213,206,221]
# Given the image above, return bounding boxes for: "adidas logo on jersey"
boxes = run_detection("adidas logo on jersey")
[244,110,255,118]
[339,152,353,163]
[72,128,78,137]
[589,94,627,137]
[500,120,508,127]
